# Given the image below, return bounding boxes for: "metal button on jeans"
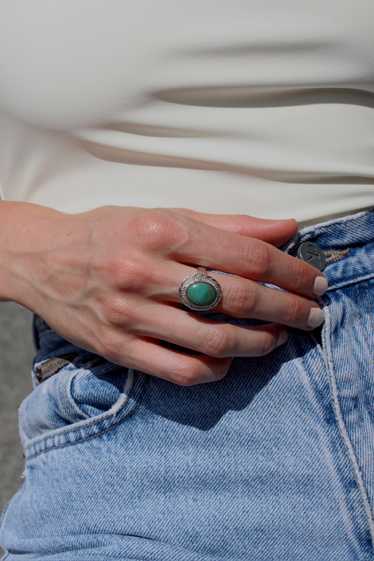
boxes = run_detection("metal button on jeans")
[297,241,326,271]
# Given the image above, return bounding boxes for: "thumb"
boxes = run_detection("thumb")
[171,208,299,247]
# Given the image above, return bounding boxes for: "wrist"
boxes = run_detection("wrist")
[0,201,68,309]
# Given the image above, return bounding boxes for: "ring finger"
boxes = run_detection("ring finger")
[140,258,324,331]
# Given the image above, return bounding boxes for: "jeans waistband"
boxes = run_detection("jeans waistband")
[281,206,374,291]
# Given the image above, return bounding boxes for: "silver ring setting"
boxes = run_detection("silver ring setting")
[178,267,223,312]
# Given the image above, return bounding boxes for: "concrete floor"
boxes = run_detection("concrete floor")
[0,302,35,552]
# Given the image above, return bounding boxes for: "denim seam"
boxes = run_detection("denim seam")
[65,369,99,421]
[325,272,374,292]
[24,393,144,462]
[297,329,365,560]
[282,207,374,256]
[295,207,374,239]
[323,304,374,549]
[24,368,136,454]
[24,369,146,460]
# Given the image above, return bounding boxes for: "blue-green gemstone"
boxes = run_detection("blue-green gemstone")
[186,282,217,306]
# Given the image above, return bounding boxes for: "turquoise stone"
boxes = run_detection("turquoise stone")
[186,282,217,306]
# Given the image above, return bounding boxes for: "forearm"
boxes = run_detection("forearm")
[0,201,67,309]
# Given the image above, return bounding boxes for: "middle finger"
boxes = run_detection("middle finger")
[169,217,326,300]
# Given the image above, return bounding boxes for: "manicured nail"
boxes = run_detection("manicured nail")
[308,307,325,328]
[313,275,329,296]
[276,330,289,346]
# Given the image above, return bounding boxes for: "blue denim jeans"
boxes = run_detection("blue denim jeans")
[1,207,374,561]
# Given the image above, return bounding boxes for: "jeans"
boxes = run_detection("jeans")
[1,207,374,561]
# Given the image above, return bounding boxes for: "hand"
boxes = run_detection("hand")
[24,205,327,386]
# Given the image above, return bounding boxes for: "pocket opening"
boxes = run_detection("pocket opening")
[19,351,146,458]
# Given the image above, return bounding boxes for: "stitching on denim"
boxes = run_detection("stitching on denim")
[65,368,94,420]
[295,330,364,559]
[24,382,146,462]
[296,207,374,239]
[323,305,374,548]
[24,370,146,460]
[325,272,374,293]
[283,208,374,255]
[25,405,141,461]
[24,368,135,451]
[108,368,135,417]
[65,364,134,421]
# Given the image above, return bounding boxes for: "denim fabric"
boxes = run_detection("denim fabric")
[1,207,374,561]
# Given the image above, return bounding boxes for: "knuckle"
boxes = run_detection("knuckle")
[228,282,258,315]
[283,297,305,324]
[102,295,137,327]
[112,255,148,290]
[172,361,212,386]
[121,255,144,280]
[288,259,308,292]
[243,241,271,277]
[202,327,232,357]
[131,209,187,251]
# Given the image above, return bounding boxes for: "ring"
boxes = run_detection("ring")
[178,267,223,312]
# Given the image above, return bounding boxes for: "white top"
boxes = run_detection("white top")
[0,0,373,226]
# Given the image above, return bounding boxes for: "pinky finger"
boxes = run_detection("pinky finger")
[105,335,234,387]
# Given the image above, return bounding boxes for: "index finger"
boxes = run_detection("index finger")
[171,217,327,300]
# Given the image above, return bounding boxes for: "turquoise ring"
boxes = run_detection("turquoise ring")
[178,267,223,312]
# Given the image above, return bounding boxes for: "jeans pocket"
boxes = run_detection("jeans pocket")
[19,347,147,458]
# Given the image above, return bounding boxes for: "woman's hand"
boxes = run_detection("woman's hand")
[18,204,327,386]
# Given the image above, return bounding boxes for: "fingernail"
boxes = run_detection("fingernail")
[313,275,329,296]
[308,307,325,328]
[276,330,289,346]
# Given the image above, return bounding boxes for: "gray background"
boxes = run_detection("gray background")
[0,302,34,549]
